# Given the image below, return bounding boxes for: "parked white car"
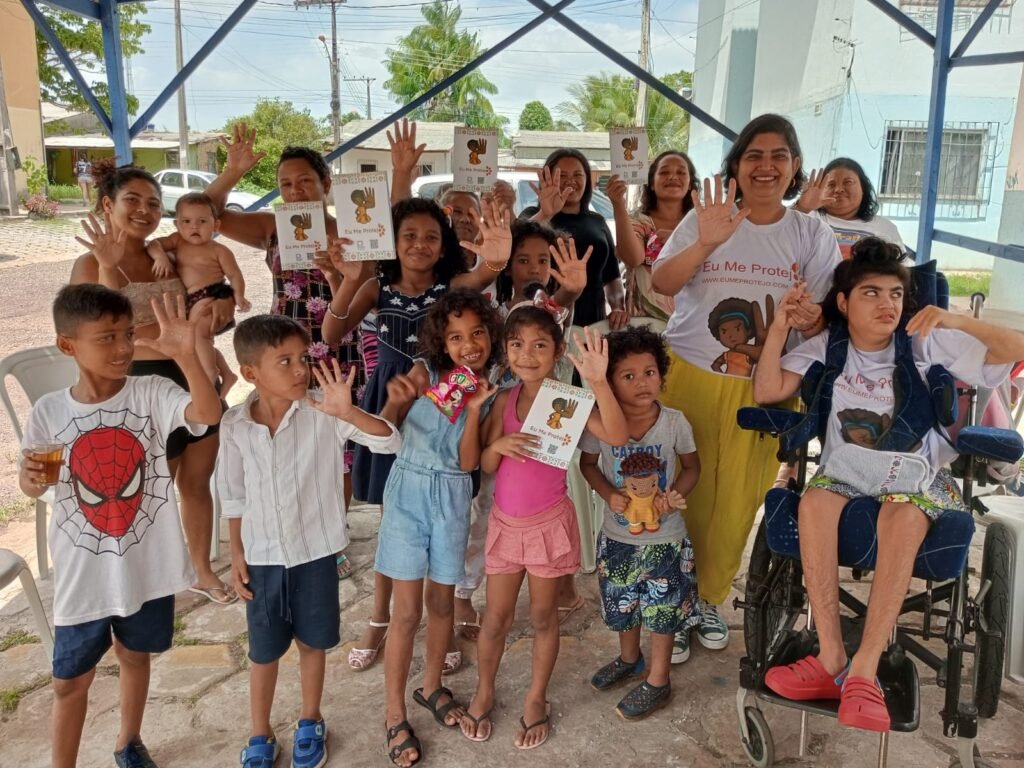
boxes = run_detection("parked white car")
[411,171,617,243]
[153,169,265,216]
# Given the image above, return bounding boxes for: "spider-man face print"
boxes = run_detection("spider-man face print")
[69,426,145,538]
[53,407,172,556]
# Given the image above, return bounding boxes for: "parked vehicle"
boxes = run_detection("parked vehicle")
[153,169,265,216]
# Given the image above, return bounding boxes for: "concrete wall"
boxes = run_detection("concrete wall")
[338,149,450,176]
[0,2,45,204]
[689,0,1024,273]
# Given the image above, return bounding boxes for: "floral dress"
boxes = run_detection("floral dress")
[625,213,677,323]
[266,235,365,469]
[353,278,449,505]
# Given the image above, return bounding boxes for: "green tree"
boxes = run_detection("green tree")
[340,110,362,125]
[383,0,501,131]
[35,3,150,116]
[556,70,693,154]
[518,101,554,131]
[220,99,329,192]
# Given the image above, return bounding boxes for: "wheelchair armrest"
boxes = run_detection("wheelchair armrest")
[736,406,803,436]
[955,425,1024,464]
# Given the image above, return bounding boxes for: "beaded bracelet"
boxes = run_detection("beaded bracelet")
[485,260,508,273]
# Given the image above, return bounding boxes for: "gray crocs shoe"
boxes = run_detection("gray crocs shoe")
[114,739,158,768]
[590,654,645,691]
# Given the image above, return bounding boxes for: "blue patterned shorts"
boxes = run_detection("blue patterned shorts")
[596,533,700,635]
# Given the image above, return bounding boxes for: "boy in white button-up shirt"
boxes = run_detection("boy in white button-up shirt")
[218,315,401,768]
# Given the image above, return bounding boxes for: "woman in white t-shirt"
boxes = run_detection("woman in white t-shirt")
[651,114,841,650]
[796,157,904,258]
[753,238,1022,732]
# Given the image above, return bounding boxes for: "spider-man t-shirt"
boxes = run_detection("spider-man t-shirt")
[23,376,204,626]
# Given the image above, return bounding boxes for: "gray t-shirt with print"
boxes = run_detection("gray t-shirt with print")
[580,404,697,545]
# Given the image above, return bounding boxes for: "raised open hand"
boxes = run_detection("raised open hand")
[76,212,126,269]
[310,359,358,418]
[567,325,609,385]
[548,237,591,296]
[387,119,427,177]
[796,168,836,213]
[219,122,267,174]
[528,166,570,220]
[461,200,512,269]
[694,175,750,250]
[134,293,199,361]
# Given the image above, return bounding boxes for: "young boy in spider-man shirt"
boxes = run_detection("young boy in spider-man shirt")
[19,284,221,768]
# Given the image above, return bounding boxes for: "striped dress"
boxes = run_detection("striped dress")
[352,278,449,505]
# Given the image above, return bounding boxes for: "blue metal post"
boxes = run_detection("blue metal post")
[915,0,954,263]
[99,0,131,162]
[19,0,113,134]
[129,0,258,137]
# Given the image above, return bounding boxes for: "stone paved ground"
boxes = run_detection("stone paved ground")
[1,215,1023,767]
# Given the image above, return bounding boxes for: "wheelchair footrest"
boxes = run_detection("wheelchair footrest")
[755,634,921,732]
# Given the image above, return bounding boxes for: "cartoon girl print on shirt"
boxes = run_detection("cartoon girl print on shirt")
[707,295,774,377]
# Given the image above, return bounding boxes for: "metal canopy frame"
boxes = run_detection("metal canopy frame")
[20,0,1024,266]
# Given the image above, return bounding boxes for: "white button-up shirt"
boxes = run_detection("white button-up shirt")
[217,393,401,567]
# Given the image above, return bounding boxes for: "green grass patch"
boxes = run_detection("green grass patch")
[0,686,28,714]
[48,184,84,202]
[0,630,39,652]
[172,613,202,646]
[945,271,991,297]
[0,499,33,525]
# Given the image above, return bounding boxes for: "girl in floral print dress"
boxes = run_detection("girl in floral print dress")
[323,196,513,672]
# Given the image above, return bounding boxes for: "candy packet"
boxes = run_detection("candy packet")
[426,365,479,423]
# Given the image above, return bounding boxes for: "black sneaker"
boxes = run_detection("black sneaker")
[590,654,645,691]
[615,680,672,720]
[113,739,158,768]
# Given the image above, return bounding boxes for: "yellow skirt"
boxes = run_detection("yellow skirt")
[661,352,787,605]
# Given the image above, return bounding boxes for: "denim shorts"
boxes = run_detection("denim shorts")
[52,595,175,680]
[245,555,340,664]
[597,533,700,635]
[375,459,473,585]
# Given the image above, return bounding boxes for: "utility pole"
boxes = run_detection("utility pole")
[633,0,651,129]
[298,0,346,152]
[344,76,376,119]
[174,0,189,168]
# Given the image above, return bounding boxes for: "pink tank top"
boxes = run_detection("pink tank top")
[494,383,568,517]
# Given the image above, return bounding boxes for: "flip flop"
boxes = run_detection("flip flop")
[188,584,238,605]
[460,706,493,743]
[514,702,551,751]
[557,595,584,625]
[336,553,353,581]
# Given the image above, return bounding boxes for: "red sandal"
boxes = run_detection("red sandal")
[765,655,845,700]
[838,676,891,732]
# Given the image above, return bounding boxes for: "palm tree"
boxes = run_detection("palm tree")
[556,70,693,154]
[384,0,500,128]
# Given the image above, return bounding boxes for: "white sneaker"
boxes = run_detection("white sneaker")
[696,600,729,650]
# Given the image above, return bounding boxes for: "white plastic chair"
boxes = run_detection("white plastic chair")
[0,548,54,662]
[0,346,79,579]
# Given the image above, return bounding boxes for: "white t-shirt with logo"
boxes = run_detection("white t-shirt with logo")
[814,211,905,259]
[23,376,203,626]
[657,208,841,378]
[780,328,1011,481]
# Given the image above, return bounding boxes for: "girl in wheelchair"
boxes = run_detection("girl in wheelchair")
[751,237,1024,732]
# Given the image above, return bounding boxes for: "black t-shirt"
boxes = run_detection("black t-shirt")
[520,207,619,327]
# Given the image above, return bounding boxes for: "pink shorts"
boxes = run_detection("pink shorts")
[485,495,580,578]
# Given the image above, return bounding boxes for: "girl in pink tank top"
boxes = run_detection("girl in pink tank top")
[458,306,627,749]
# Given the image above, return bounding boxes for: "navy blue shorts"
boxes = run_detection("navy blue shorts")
[245,555,340,664]
[52,595,175,680]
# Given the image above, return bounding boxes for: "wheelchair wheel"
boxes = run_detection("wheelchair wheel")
[744,520,801,661]
[739,706,774,768]
[974,522,1011,719]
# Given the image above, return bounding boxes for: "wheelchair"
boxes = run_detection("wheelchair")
[732,292,1024,768]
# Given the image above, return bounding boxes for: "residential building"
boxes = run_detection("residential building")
[44,132,226,185]
[338,120,459,175]
[510,130,611,175]
[689,0,1023,277]
[0,1,45,213]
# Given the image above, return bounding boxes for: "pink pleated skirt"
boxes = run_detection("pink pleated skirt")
[485,495,580,578]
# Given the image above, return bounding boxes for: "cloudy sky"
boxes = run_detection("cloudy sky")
[127,0,700,132]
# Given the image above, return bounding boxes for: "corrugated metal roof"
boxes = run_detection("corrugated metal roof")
[44,132,226,149]
[341,120,462,151]
[513,130,610,150]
